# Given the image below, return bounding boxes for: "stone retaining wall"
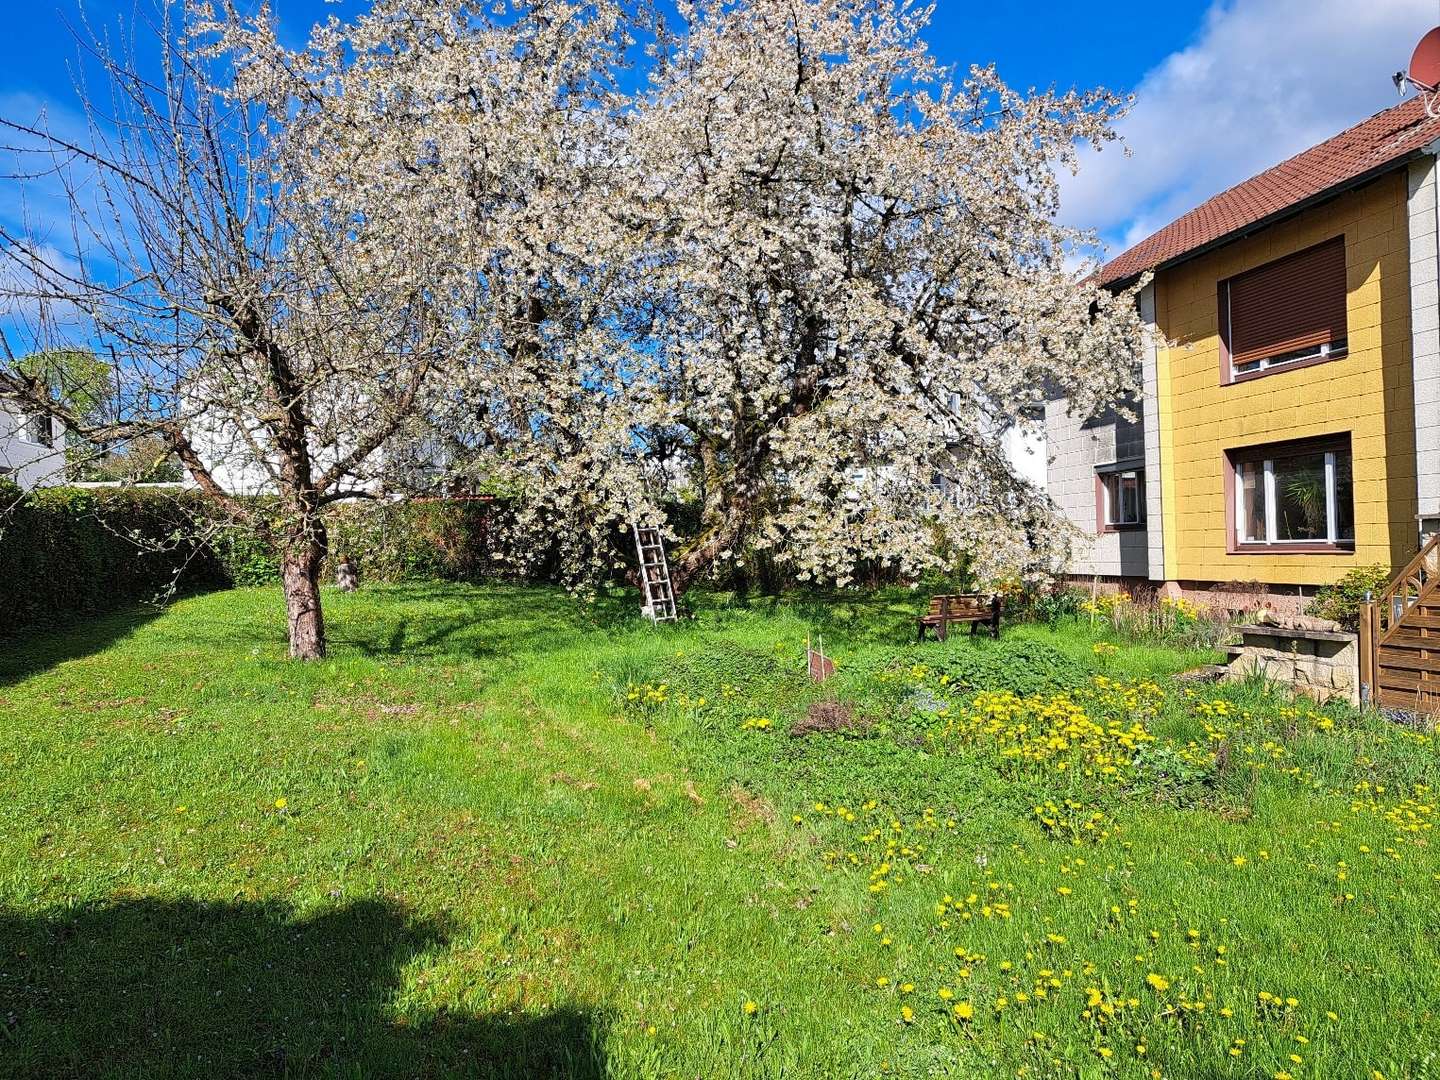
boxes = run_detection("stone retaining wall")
[1224,625,1359,708]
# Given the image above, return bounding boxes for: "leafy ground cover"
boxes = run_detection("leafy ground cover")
[0,585,1435,1078]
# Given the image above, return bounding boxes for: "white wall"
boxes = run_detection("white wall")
[1004,421,1047,491]
[183,394,389,498]
[0,403,64,490]
[1408,157,1440,543]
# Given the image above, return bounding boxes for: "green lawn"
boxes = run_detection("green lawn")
[0,584,1435,1078]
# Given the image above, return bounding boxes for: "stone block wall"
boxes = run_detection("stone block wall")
[1224,626,1359,708]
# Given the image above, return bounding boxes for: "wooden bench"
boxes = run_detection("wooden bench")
[917,593,1001,642]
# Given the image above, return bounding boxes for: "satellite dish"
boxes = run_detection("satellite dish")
[1410,27,1440,89]
[1394,27,1440,117]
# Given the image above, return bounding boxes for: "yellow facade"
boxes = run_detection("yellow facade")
[1154,172,1419,586]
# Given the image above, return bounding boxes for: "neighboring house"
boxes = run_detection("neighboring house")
[183,391,412,499]
[0,401,64,490]
[1004,413,1048,492]
[1049,97,1440,606]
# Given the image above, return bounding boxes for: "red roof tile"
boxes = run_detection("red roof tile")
[1097,97,1440,286]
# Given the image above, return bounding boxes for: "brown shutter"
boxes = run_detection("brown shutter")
[1224,236,1347,367]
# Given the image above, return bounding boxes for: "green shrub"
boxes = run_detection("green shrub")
[930,640,1089,695]
[326,499,522,583]
[0,485,228,631]
[211,523,281,587]
[867,639,1089,697]
[207,498,546,587]
[1030,586,1085,625]
[1307,564,1390,630]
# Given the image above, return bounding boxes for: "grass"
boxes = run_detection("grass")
[0,583,1435,1078]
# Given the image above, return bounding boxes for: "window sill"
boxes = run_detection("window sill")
[1225,349,1347,386]
[1099,522,1147,534]
[1228,542,1355,555]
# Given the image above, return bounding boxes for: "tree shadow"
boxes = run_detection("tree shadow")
[326,584,643,662]
[0,603,167,689]
[691,587,934,648]
[0,897,609,1079]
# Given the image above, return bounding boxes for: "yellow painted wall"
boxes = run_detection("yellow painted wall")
[1155,171,1418,586]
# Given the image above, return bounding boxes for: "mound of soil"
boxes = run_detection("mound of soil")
[790,700,870,738]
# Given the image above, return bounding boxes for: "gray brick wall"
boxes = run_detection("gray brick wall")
[1045,397,1150,579]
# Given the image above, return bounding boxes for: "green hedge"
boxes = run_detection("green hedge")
[0,487,541,633]
[211,498,540,586]
[0,483,229,630]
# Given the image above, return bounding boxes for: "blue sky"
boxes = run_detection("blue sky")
[1,0,1436,257]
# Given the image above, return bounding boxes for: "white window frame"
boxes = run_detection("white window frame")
[1234,448,1346,547]
[1231,338,1347,378]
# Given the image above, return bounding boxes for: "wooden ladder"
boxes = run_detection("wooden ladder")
[633,523,677,623]
[1360,531,1440,714]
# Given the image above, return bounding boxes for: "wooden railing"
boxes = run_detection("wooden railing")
[1373,531,1440,643]
[1360,531,1440,714]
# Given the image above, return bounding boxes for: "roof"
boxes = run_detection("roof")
[1097,96,1440,287]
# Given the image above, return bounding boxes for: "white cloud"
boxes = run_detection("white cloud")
[0,242,89,334]
[1062,0,1436,253]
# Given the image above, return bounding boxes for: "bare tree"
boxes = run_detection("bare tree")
[208,0,660,594]
[0,6,447,657]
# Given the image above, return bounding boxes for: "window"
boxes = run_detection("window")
[1098,468,1145,529]
[1220,236,1348,382]
[20,412,53,447]
[1228,436,1354,552]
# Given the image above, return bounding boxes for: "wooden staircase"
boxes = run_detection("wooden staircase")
[1360,532,1440,714]
[632,522,677,623]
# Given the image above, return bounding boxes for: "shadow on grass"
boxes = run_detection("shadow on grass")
[0,897,608,1079]
[326,583,643,662]
[689,588,944,649]
[0,603,168,689]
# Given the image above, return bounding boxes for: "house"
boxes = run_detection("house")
[1048,96,1440,608]
[0,401,64,490]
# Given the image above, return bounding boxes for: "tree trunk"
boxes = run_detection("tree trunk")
[671,498,750,596]
[671,433,758,597]
[281,544,327,660]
